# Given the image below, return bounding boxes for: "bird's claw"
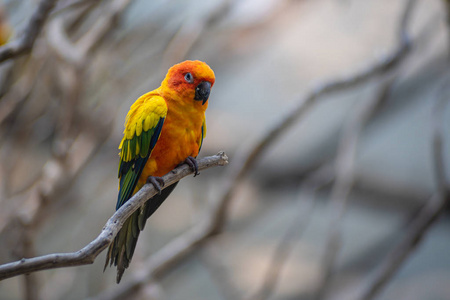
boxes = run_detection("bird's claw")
[185,156,199,177]
[146,176,164,194]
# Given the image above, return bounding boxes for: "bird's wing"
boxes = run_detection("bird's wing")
[116,93,167,209]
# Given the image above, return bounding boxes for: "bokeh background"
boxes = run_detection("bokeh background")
[0,0,449,299]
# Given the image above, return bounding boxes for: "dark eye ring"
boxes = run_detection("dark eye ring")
[184,72,194,83]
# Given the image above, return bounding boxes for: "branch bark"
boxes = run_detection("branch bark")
[0,152,228,281]
[0,0,59,63]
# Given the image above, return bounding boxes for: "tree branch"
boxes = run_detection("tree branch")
[247,163,335,300]
[0,0,59,63]
[209,0,414,233]
[350,75,450,300]
[314,73,398,300]
[47,0,132,67]
[0,152,228,281]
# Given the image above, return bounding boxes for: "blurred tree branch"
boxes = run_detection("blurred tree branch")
[199,241,242,300]
[0,0,59,63]
[209,0,415,247]
[312,3,418,298]
[48,0,132,68]
[0,3,139,298]
[0,152,228,280]
[248,163,335,300]
[0,0,133,240]
[314,74,398,300]
[349,75,450,300]
[162,0,234,69]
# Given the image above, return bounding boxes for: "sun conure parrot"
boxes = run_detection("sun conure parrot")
[104,60,215,283]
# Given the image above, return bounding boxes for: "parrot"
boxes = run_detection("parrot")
[104,60,215,283]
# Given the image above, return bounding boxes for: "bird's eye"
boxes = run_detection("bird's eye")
[184,72,194,83]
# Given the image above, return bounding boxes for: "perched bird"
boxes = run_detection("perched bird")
[105,60,215,283]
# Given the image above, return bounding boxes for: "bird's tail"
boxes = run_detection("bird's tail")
[104,210,140,283]
[104,182,179,283]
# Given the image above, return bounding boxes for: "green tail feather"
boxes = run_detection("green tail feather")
[104,182,179,283]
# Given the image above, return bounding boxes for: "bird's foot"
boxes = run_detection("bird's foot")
[184,156,199,177]
[146,176,164,194]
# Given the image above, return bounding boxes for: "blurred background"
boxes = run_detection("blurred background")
[0,0,449,299]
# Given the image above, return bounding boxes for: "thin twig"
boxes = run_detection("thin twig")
[350,75,450,300]
[0,128,109,236]
[442,0,450,53]
[0,57,46,126]
[311,2,422,288]
[47,0,133,68]
[161,0,233,68]
[313,74,398,300]
[312,6,421,292]
[0,152,228,280]
[0,0,59,63]
[77,0,132,57]
[208,0,415,235]
[199,241,241,300]
[248,163,335,300]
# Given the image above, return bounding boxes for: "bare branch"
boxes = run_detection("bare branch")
[350,76,450,300]
[314,74,398,300]
[0,152,228,281]
[162,0,234,68]
[208,0,415,234]
[432,85,450,196]
[0,0,59,63]
[248,164,335,300]
[47,0,133,68]
[199,242,241,300]
[77,0,132,55]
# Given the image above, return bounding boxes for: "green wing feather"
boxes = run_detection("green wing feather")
[105,94,167,282]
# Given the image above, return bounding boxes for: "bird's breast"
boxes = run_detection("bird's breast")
[139,107,204,182]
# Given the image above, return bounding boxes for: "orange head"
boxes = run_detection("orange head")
[160,60,215,106]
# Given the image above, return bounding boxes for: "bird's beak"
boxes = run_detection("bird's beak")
[194,81,211,105]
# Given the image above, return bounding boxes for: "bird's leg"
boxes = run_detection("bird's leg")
[184,156,200,177]
[146,176,165,194]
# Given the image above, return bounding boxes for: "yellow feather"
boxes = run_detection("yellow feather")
[144,115,151,131]
[127,123,136,140]
[150,114,157,128]
[136,120,143,136]
[127,143,132,161]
